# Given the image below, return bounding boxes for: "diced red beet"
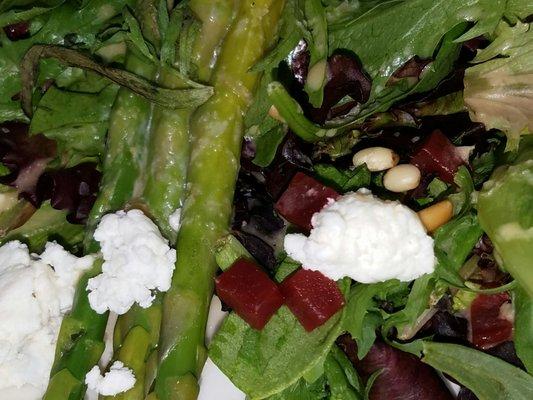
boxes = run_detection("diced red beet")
[470,292,513,349]
[280,269,345,332]
[275,172,339,231]
[215,258,284,330]
[410,130,465,184]
[337,336,453,400]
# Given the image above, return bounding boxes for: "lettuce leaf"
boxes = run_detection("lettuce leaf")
[477,136,533,296]
[464,21,533,151]
[209,280,350,399]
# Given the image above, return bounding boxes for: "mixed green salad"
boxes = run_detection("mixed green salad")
[0,0,532,400]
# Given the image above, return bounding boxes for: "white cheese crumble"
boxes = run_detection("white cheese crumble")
[85,361,135,396]
[284,189,435,283]
[169,207,182,232]
[0,241,94,399]
[87,209,176,314]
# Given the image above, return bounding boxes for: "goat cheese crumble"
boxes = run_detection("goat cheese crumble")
[87,209,176,314]
[85,361,135,396]
[284,189,435,283]
[0,241,94,399]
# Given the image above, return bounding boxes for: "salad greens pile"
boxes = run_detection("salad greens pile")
[0,1,532,400]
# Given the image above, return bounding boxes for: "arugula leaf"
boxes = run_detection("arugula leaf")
[343,280,408,359]
[323,346,361,400]
[209,281,350,399]
[433,213,483,273]
[417,341,533,400]
[123,7,158,62]
[448,166,475,216]
[0,0,64,26]
[385,273,436,339]
[268,376,328,400]
[513,285,533,373]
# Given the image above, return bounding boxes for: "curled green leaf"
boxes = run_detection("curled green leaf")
[20,45,213,116]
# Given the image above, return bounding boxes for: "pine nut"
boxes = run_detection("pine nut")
[383,164,421,192]
[418,200,454,232]
[352,147,399,171]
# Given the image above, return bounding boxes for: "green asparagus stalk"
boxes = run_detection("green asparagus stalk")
[44,47,158,400]
[105,65,197,400]
[189,0,238,82]
[142,66,192,241]
[154,1,285,399]
[84,49,157,251]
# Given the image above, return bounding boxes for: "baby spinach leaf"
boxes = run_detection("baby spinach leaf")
[209,280,350,399]
[513,285,533,373]
[314,163,371,192]
[418,341,533,400]
[30,81,119,163]
[253,125,287,168]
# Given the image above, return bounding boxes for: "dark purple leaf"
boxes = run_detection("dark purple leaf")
[387,56,432,87]
[457,387,478,400]
[484,341,525,370]
[36,162,101,224]
[337,335,453,400]
[309,53,372,123]
[0,122,57,204]
[3,21,30,41]
[424,311,469,343]
[233,231,277,272]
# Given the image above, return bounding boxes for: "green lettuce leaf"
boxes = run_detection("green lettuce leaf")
[328,0,516,119]
[464,21,533,151]
[478,136,533,296]
[0,0,134,123]
[209,280,350,399]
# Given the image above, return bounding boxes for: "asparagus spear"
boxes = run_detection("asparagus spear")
[154,1,285,398]
[105,66,196,400]
[189,0,237,82]
[84,49,157,251]
[43,46,157,400]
